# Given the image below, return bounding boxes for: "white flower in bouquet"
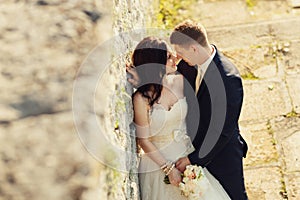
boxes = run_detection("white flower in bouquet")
[179,165,210,199]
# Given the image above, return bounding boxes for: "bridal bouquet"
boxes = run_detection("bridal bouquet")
[179,165,210,199]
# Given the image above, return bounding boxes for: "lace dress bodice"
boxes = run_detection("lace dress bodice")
[139,97,194,173]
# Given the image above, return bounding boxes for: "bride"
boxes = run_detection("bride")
[128,36,230,200]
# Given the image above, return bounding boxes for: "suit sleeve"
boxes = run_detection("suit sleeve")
[188,75,244,166]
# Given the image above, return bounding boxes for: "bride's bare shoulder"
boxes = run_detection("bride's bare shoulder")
[133,92,144,102]
[132,92,148,107]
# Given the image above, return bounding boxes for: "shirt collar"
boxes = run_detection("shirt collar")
[198,45,216,75]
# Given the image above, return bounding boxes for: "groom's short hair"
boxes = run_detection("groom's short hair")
[170,20,209,48]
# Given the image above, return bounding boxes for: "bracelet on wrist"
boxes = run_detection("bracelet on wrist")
[166,163,175,176]
[163,166,169,173]
[160,161,170,170]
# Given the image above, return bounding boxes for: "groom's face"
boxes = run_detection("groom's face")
[173,44,198,66]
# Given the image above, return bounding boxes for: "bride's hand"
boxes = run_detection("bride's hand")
[126,63,140,88]
[168,168,182,186]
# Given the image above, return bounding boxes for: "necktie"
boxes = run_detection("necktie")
[195,66,202,94]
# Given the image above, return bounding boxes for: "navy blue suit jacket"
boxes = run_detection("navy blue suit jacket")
[177,46,248,199]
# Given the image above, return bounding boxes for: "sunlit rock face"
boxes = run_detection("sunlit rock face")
[0,0,150,199]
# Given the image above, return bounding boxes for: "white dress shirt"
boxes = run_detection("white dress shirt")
[195,45,216,94]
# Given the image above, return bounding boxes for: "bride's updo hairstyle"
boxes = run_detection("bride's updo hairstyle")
[132,37,167,106]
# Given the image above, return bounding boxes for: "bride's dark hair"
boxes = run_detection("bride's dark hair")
[132,37,167,106]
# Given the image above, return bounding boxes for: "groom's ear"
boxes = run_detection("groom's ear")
[190,44,198,53]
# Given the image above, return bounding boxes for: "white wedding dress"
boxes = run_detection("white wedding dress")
[138,97,231,200]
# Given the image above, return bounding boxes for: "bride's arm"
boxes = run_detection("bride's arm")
[133,92,167,167]
[133,92,182,186]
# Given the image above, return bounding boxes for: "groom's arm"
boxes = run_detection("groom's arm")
[189,75,244,166]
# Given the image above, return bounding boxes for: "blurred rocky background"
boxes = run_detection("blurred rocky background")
[0,0,151,199]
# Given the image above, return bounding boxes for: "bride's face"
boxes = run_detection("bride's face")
[166,51,177,74]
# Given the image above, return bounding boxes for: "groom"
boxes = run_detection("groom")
[171,20,248,200]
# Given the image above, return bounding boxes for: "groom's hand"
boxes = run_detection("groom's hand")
[175,157,191,173]
[168,168,182,186]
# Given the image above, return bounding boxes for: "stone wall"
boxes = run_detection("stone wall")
[0,0,152,199]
